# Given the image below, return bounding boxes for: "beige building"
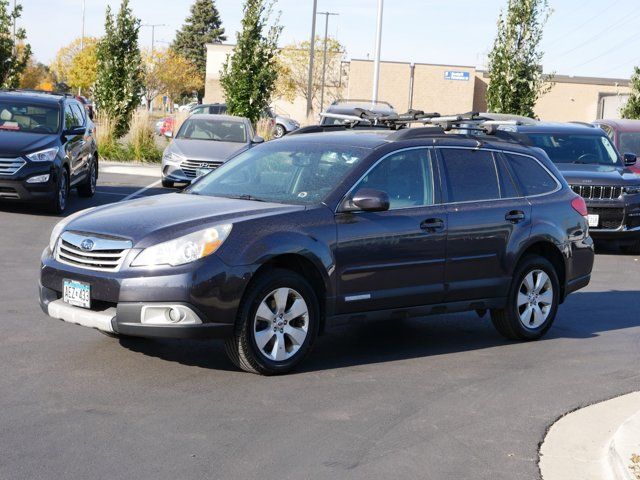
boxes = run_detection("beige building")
[205,43,632,124]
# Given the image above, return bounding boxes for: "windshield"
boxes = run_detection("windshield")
[188,142,370,205]
[176,118,248,143]
[619,132,640,156]
[0,102,60,134]
[527,133,621,166]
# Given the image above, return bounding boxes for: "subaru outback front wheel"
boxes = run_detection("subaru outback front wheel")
[225,269,320,375]
[490,255,559,341]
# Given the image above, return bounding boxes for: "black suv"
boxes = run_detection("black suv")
[0,90,98,214]
[494,123,640,253]
[39,125,594,374]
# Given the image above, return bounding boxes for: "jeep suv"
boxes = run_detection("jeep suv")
[39,125,594,374]
[0,90,98,213]
[494,123,640,253]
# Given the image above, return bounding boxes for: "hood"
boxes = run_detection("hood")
[65,193,305,247]
[0,131,58,157]
[170,138,249,162]
[555,163,640,185]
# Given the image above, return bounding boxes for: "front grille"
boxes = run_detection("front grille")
[56,231,132,272]
[0,186,18,198]
[571,184,622,200]
[588,207,625,230]
[180,159,224,178]
[0,157,25,176]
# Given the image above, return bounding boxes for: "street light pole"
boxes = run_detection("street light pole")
[80,0,85,51]
[12,0,16,56]
[142,24,167,54]
[317,12,338,113]
[372,0,384,104]
[306,0,318,118]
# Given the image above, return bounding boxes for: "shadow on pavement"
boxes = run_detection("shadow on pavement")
[117,290,640,373]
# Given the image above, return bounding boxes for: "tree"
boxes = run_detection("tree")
[52,37,98,92]
[172,0,226,78]
[277,36,345,111]
[0,0,31,88]
[20,59,51,89]
[93,0,143,138]
[220,0,281,124]
[621,67,640,119]
[486,0,552,118]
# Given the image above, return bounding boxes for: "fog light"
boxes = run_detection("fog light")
[168,307,183,323]
[26,174,50,184]
[140,304,202,325]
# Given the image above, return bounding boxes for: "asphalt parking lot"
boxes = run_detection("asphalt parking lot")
[1,170,639,480]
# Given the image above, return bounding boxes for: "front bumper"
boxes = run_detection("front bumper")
[39,248,250,339]
[585,197,640,243]
[162,163,192,184]
[0,161,58,202]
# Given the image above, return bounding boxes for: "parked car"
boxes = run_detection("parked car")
[593,119,640,174]
[493,122,640,253]
[161,114,262,188]
[178,101,198,112]
[0,90,97,214]
[40,123,594,374]
[272,114,300,138]
[320,99,397,126]
[188,103,227,115]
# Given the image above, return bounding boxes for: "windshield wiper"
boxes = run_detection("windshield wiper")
[226,194,267,202]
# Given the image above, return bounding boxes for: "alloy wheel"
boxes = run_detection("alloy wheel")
[58,173,68,211]
[517,269,553,329]
[253,287,309,362]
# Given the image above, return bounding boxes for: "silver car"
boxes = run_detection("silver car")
[161,114,262,188]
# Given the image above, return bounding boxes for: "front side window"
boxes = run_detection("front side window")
[440,149,502,202]
[0,101,60,134]
[527,133,621,166]
[176,118,248,143]
[64,105,80,129]
[503,153,558,196]
[619,133,640,156]
[188,142,369,205]
[354,148,433,209]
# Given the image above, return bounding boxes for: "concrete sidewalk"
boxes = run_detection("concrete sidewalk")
[540,392,640,480]
[99,160,161,178]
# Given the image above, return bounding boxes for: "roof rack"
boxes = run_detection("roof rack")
[330,98,394,108]
[3,89,75,98]
[569,121,596,128]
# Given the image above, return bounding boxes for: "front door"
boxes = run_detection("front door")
[335,147,447,314]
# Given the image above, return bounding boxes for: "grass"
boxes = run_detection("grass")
[95,110,163,163]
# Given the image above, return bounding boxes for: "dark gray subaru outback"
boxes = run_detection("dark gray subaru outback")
[40,122,594,374]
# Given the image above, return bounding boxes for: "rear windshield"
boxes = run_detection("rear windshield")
[619,132,640,156]
[526,133,621,166]
[176,118,248,143]
[0,102,60,134]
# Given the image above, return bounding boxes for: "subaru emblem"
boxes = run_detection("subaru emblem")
[80,239,95,251]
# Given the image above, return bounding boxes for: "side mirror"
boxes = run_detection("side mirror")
[252,135,264,144]
[63,126,86,136]
[346,188,390,212]
[624,152,637,166]
[164,130,173,138]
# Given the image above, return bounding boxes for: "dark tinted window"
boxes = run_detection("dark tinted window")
[71,104,85,126]
[503,153,558,196]
[526,133,620,166]
[440,149,501,202]
[64,105,80,129]
[356,148,433,209]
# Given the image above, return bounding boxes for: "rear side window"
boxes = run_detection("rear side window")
[440,149,503,202]
[503,153,558,196]
[64,105,80,129]
[71,104,85,126]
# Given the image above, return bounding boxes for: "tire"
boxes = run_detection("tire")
[620,241,640,255]
[48,168,69,215]
[161,178,174,188]
[224,269,319,375]
[273,124,286,139]
[490,255,559,341]
[77,158,97,198]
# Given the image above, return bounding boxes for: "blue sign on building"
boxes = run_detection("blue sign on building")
[444,71,470,81]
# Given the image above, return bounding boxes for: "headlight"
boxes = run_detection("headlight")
[163,151,184,164]
[624,185,640,195]
[48,207,96,252]
[27,147,59,162]
[132,224,232,267]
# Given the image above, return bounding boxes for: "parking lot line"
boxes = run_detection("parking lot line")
[120,180,162,202]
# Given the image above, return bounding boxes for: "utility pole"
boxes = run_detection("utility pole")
[317,11,338,113]
[12,0,16,55]
[372,0,384,104]
[80,0,85,50]
[306,0,318,118]
[142,24,167,54]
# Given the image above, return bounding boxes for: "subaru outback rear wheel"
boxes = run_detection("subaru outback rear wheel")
[491,255,559,341]
[225,269,319,375]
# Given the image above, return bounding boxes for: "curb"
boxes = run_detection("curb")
[539,392,640,480]
[99,160,161,178]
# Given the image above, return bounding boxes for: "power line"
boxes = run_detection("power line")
[567,30,640,71]
[544,0,620,45]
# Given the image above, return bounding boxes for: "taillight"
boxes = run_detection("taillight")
[571,196,588,216]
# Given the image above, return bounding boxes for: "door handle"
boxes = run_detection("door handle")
[505,210,526,223]
[420,218,445,232]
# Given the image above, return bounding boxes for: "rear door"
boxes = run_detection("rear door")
[437,147,531,302]
[334,147,447,314]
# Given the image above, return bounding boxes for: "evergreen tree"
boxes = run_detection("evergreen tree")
[93,0,143,138]
[486,0,552,118]
[0,0,31,88]
[621,67,640,119]
[172,0,226,77]
[220,0,281,125]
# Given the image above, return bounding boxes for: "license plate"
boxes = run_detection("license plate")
[196,168,213,177]
[588,214,599,227]
[63,279,91,309]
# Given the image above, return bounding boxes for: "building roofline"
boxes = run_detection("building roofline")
[477,70,630,87]
[350,58,476,69]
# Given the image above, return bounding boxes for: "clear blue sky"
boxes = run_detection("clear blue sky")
[21,0,640,79]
